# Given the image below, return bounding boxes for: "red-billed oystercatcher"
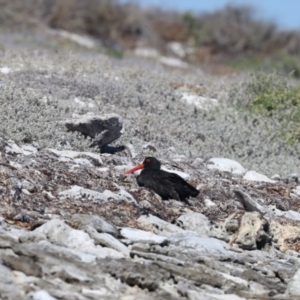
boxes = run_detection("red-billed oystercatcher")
[125,157,199,205]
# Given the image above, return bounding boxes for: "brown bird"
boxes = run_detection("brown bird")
[125,157,199,205]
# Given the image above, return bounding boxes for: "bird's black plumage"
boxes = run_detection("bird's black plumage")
[125,157,199,204]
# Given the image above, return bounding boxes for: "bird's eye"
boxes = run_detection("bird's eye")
[146,158,150,162]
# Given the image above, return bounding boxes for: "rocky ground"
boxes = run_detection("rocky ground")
[1,28,300,300]
[1,138,300,300]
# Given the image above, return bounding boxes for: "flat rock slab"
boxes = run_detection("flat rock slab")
[175,212,211,237]
[120,227,168,245]
[33,219,124,259]
[58,185,137,204]
[138,214,185,236]
[71,214,118,236]
[47,148,103,166]
[207,158,246,174]
[169,233,232,255]
[243,170,276,183]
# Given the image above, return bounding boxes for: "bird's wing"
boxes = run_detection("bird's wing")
[138,170,179,200]
[159,171,199,199]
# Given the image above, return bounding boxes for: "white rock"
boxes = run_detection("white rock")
[284,210,300,221]
[243,171,276,183]
[140,200,152,209]
[27,290,57,300]
[5,140,22,155]
[38,240,97,263]
[167,42,186,58]
[134,47,160,58]
[138,214,185,236]
[160,56,188,68]
[21,180,35,192]
[120,227,167,244]
[58,185,137,204]
[271,174,281,180]
[220,272,249,290]
[161,167,190,179]
[268,206,300,221]
[207,158,245,174]
[21,189,31,195]
[1,226,27,242]
[115,189,137,204]
[73,97,86,107]
[54,29,98,49]
[91,231,129,256]
[58,156,73,163]
[171,154,187,162]
[0,66,11,74]
[176,213,211,237]
[47,149,103,165]
[294,186,300,196]
[286,268,300,296]
[42,191,55,199]
[50,264,93,283]
[34,220,124,259]
[82,287,111,297]
[58,185,106,201]
[96,167,109,172]
[20,144,38,156]
[204,198,216,207]
[13,271,39,285]
[170,233,231,255]
[206,293,247,300]
[9,161,22,169]
[74,158,94,167]
[181,93,219,110]
[186,290,218,300]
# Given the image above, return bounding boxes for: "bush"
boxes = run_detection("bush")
[232,72,300,145]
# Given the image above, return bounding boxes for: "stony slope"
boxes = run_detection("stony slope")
[1,138,300,299]
[0,30,299,176]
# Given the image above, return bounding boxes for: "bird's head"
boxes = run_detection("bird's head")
[125,157,161,174]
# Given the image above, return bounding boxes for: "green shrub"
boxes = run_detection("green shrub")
[235,72,300,145]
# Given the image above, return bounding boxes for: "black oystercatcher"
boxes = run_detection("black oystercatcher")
[125,157,199,204]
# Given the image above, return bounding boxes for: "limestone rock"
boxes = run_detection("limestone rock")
[138,214,185,236]
[270,220,300,252]
[2,255,42,277]
[71,214,118,236]
[175,212,211,237]
[58,185,137,204]
[243,170,276,183]
[47,148,103,166]
[234,189,267,214]
[120,227,168,245]
[213,211,271,250]
[33,219,124,258]
[285,268,300,297]
[229,212,271,250]
[207,158,245,174]
[27,290,57,300]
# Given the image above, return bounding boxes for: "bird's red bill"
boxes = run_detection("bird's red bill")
[125,164,144,174]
